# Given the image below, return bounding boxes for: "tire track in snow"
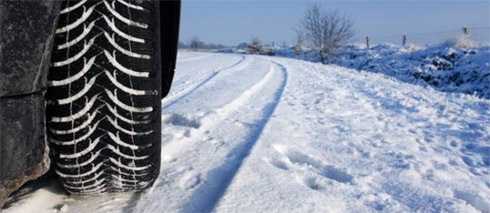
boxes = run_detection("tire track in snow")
[180,59,288,213]
[129,57,286,212]
[155,58,278,165]
[162,55,246,110]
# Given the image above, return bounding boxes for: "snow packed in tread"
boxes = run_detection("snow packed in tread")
[46,0,161,194]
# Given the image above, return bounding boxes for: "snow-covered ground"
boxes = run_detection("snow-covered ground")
[4,52,490,212]
[244,40,490,99]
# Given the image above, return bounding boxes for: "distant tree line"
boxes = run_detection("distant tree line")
[184,4,354,60]
[179,37,229,50]
[234,4,354,61]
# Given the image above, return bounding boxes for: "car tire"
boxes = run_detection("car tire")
[46,0,164,194]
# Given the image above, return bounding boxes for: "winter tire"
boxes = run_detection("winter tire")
[46,0,178,194]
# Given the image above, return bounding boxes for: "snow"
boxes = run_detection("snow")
[281,42,489,100]
[3,51,490,213]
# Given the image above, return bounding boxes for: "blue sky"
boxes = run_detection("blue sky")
[180,0,490,46]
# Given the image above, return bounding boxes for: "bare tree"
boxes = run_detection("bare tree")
[293,35,304,54]
[247,37,262,54]
[237,42,248,49]
[178,41,188,49]
[185,37,229,50]
[189,37,204,50]
[300,4,354,62]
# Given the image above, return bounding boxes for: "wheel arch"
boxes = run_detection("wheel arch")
[158,0,181,99]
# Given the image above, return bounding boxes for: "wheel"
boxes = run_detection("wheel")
[46,0,174,194]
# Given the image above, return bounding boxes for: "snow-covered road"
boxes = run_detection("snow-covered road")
[4,52,490,213]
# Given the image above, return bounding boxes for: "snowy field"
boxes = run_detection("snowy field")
[4,52,490,212]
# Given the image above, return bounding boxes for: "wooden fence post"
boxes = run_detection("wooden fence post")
[402,34,407,47]
[366,36,370,48]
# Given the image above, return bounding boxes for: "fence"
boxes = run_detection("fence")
[360,26,490,48]
[246,26,489,50]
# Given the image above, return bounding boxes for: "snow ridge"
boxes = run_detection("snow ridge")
[182,60,289,212]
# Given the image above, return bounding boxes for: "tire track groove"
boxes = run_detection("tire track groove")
[162,55,246,110]
[181,59,288,213]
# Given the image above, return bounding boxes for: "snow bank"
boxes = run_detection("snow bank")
[324,43,490,99]
[226,40,490,99]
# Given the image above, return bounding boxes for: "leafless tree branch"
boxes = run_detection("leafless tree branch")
[300,4,355,62]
